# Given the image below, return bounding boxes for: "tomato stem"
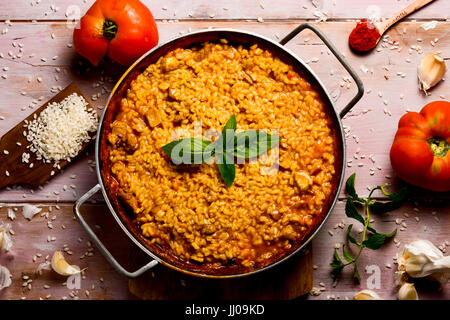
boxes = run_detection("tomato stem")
[428,136,449,157]
[103,20,118,40]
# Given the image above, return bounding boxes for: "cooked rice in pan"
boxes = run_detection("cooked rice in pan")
[107,40,338,269]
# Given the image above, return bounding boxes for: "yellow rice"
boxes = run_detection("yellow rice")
[107,41,337,268]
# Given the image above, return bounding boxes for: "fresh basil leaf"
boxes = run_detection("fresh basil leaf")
[222,115,237,148]
[347,224,359,246]
[234,130,280,159]
[222,114,237,132]
[353,263,361,282]
[214,115,237,157]
[330,249,345,280]
[345,198,365,226]
[345,199,377,233]
[162,138,211,164]
[217,152,235,187]
[331,266,343,281]
[369,187,408,213]
[369,201,400,213]
[345,173,358,199]
[362,229,397,250]
[388,187,408,202]
[331,248,344,267]
[345,173,364,202]
[342,245,354,263]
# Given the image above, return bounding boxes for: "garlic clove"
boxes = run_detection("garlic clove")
[0,265,12,291]
[0,222,13,252]
[0,230,4,249]
[7,208,15,221]
[417,53,447,94]
[394,270,409,286]
[36,261,52,275]
[51,251,80,276]
[354,289,382,300]
[22,204,42,221]
[398,282,419,300]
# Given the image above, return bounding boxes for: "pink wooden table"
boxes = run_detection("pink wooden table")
[0,0,449,300]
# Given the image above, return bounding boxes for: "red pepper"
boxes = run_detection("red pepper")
[390,101,450,192]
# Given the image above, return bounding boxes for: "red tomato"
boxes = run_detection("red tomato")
[73,0,159,66]
[390,101,450,192]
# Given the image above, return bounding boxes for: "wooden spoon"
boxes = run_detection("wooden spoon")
[0,83,96,189]
[376,0,436,35]
[349,0,437,52]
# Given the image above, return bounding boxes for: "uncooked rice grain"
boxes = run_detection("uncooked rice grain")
[25,93,97,163]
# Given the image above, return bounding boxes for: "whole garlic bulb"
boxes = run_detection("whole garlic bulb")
[398,282,419,300]
[354,289,382,300]
[397,240,450,279]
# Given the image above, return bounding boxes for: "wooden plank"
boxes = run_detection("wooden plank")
[0,20,449,202]
[0,204,134,300]
[1,201,448,300]
[0,0,448,302]
[0,0,448,21]
[129,244,312,300]
[0,83,97,189]
[310,201,450,300]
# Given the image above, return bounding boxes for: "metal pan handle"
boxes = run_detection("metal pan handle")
[280,23,364,118]
[74,184,158,278]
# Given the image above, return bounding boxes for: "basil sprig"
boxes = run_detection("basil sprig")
[331,173,408,282]
[161,115,280,187]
